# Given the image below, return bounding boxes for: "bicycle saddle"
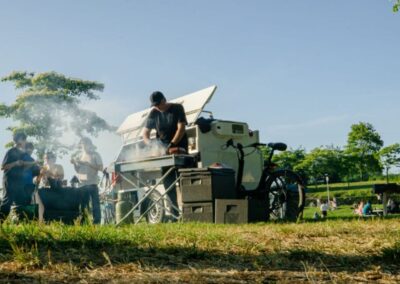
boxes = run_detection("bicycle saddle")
[268,142,287,151]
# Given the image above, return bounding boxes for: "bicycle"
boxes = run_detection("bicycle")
[223,139,305,221]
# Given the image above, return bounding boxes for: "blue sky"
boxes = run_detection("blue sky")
[0,1,399,178]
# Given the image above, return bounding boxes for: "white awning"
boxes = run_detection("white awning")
[117,85,217,142]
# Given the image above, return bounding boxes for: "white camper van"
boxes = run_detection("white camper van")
[107,86,304,224]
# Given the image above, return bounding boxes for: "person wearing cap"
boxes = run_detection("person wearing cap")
[71,137,103,224]
[0,132,31,220]
[143,91,188,219]
[143,91,188,153]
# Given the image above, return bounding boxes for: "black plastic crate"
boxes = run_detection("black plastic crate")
[247,197,269,223]
[182,202,214,223]
[179,168,236,203]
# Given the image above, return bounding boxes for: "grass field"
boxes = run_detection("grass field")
[306,180,383,200]
[0,219,399,283]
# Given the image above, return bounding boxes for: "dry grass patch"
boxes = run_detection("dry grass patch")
[0,219,399,282]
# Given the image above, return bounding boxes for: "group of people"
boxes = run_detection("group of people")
[353,200,374,216]
[1,91,188,224]
[1,133,103,224]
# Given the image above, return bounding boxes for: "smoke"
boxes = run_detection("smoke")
[117,139,167,163]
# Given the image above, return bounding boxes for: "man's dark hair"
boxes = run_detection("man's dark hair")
[13,132,27,143]
[150,91,166,106]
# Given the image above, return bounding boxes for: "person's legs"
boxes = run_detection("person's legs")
[0,180,15,221]
[89,185,101,224]
[162,168,179,217]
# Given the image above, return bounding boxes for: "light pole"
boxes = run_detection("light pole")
[325,174,330,208]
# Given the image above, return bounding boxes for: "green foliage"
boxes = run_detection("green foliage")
[295,146,345,183]
[272,147,306,170]
[0,71,115,157]
[394,0,400,12]
[380,143,400,182]
[345,122,383,180]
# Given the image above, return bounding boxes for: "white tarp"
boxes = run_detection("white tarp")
[117,85,217,142]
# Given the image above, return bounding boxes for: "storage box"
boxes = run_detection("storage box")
[215,199,248,224]
[182,202,214,223]
[179,168,236,203]
[247,197,269,223]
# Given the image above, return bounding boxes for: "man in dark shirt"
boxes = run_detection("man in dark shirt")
[1,132,28,221]
[143,91,188,153]
[22,142,40,204]
[143,91,188,220]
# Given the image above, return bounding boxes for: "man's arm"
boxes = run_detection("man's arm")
[143,127,151,145]
[2,160,23,171]
[171,122,186,146]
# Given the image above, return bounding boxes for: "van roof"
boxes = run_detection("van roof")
[117,85,217,142]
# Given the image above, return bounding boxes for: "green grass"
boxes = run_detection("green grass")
[303,204,391,220]
[0,219,400,282]
[306,180,387,200]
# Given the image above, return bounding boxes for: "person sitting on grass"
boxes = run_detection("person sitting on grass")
[353,201,364,216]
[362,200,373,216]
[320,201,329,218]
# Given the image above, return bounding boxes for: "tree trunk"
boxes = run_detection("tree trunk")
[386,167,389,184]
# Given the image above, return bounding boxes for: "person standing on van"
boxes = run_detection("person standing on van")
[143,91,188,218]
[0,132,28,221]
[143,91,188,153]
[71,137,103,224]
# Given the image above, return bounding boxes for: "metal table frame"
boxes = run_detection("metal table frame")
[115,166,182,226]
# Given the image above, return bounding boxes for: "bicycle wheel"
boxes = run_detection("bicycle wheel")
[265,169,305,221]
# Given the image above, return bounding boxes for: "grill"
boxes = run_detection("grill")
[115,154,195,173]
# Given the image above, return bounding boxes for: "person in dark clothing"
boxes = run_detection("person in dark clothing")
[143,91,188,152]
[1,132,29,221]
[143,91,188,219]
[22,143,40,203]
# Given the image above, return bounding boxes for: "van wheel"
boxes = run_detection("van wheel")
[141,192,166,224]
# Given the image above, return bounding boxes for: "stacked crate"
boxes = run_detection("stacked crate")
[179,168,236,223]
[215,196,269,224]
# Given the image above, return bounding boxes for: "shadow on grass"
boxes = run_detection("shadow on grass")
[0,236,398,274]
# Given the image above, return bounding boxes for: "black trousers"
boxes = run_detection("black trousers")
[82,184,101,224]
[0,178,30,221]
[162,168,179,217]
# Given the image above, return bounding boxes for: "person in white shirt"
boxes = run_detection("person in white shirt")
[320,201,329,218]
[71,137,103,224]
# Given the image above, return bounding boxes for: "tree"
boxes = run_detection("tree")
[345,122,383,180]
[379,143,400,183]
[394,0,400,12]
[0,71,115,158]
[271,147,306,170]
[295,146,345,185]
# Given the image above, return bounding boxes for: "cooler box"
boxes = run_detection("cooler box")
[179,168,236,203]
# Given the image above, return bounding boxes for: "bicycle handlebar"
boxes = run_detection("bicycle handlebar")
[225,139,266,149]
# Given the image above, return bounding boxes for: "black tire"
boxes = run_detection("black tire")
[265,169,305,221]
[141,191,166,224]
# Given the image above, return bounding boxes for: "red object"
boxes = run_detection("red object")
[168,147,187,155]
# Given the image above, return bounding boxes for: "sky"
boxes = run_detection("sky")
[0,1,399,180]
